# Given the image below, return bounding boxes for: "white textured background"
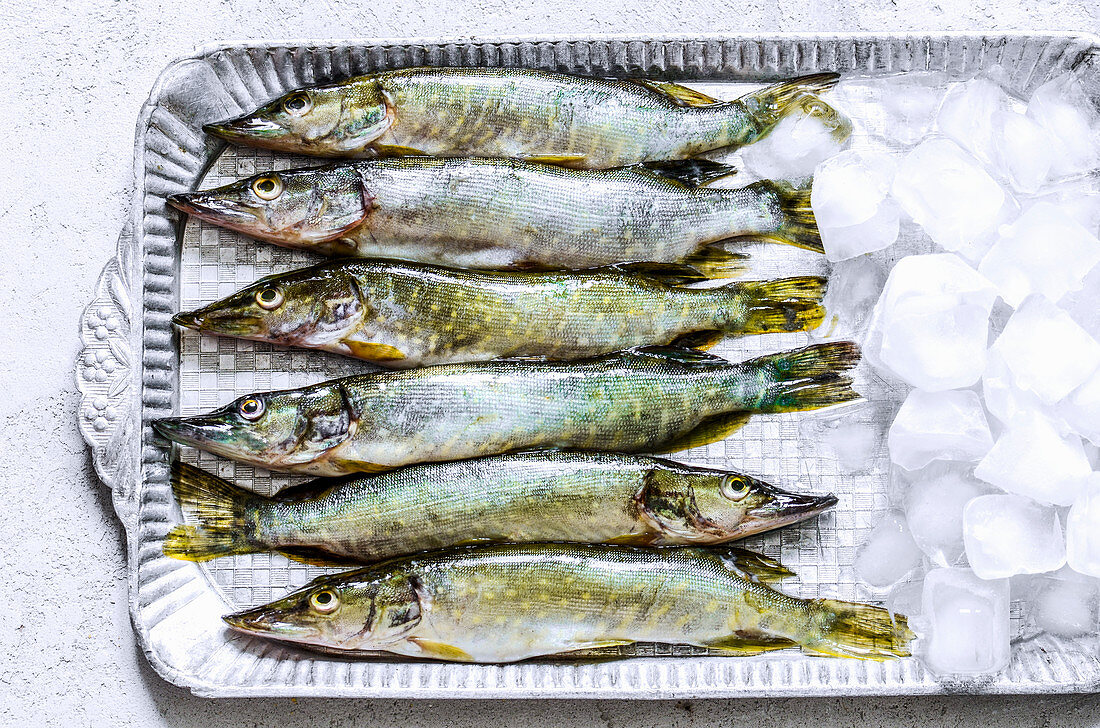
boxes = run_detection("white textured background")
[2,0,1100,724]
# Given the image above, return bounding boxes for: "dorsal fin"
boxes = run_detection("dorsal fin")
[670,329,725,351]
[629,345,730,366]
[595,261,708,286]
[630,79,724,107]
[713,546,797,583]
[626,159,739,188]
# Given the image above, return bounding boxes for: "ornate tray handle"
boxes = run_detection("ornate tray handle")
[77,221,138,518]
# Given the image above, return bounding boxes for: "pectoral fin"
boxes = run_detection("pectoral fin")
[408,638,475,662]
[660,411,752,453]
[344,341,406,362]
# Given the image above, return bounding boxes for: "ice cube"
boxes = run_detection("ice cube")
[819,201,901,263]
[974,411,1093,506]
[878,73,950,145]
[1031,571,1100,637]
[922,567,1011,675]
[1058,264,1100,341]
[854,510,924,587]
[818,255,888,335]
[821,419,883,473]
[990,110,1055,193]
[740,96,852,184]
[888,389,994,471]
[864,254,999,390]
[978,202,1100,308]
[887,578,925,622]
[811,149,897,227]
[811,150,902,261]
[962,494,1066,579]
[1031,183,1100,236]
[980,344,1052,428]
[1058,368,1100,445]
[878,300,992,391]
[1026,73,1100,179]
[937,77,1018,166]
[903,463,992,567]
[992,295,1100,404]
[1067,474,1100,577]
[891,138,1014,261]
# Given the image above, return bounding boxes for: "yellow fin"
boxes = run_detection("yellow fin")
[345,341,406,362]
[705,636,797,655]
[630,79,723,107]
[671,330,725,351]
[370,143,429,157]
[662,411,752,453]
[681,247,749,279]
[605,532,657,546]
[408,638,475,662]
[275,546,365,567]
[520,153,589,167]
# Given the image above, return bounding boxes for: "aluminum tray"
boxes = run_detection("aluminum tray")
[78,33,1100,698]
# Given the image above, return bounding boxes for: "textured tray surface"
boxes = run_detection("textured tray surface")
[80,34,1100,697]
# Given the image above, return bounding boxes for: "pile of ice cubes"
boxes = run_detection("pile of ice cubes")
[802,68,1100,677]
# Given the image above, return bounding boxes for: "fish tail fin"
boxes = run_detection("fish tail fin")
[745,341,861,380]
[163,525,259,561]
[758,374,860,413]
[747,180,824,254]
[722,276,827,335]
[745,73,841,110]
[163,461,262,561]
[801,598,915,660]
[743,342,862,413]
[737,74,851,146]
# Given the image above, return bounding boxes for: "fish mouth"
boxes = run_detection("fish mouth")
[166,191,261,230]
[152,414,237,450]
[204,116,286,144]
[172,308,265,336]
[738,490,839,537]
[223,606,320,642]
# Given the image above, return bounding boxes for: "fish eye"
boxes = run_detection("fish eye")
[238,397,266,421]
[310,588,339,614]
[283,92,312,116]
[255,287,284,310]
[720,475,752,502]
[251,175,283,201]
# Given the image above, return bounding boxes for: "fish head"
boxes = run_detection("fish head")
[167,165,370,249]
[641,465,838,542]
[204,79,392,156]
[152,382,357,471]
[172,263,367,348]
[223,569,423,651]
